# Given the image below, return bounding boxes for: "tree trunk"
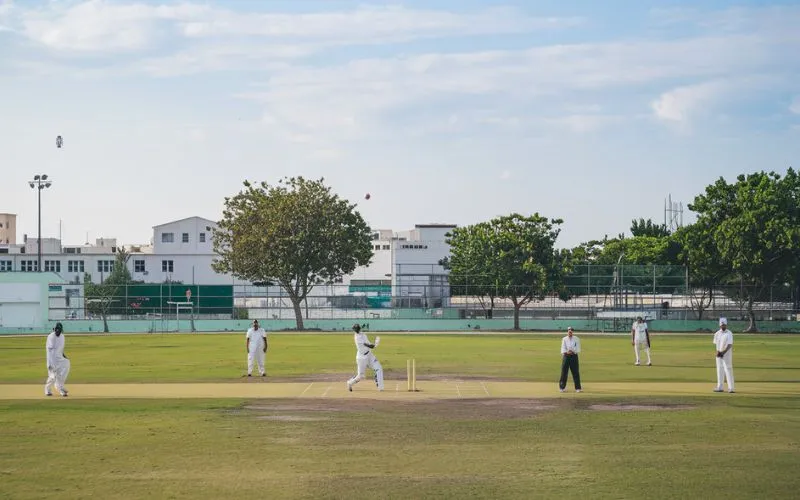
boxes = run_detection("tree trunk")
[745,296,757,333]
[513,303,521,330]
[291,297,305,330]
[102,313,109,333]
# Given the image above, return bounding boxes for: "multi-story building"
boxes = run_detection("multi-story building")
[0,216,455,305]
[0,213,16,245]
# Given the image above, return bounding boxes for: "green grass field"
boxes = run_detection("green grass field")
[1,332,799,499]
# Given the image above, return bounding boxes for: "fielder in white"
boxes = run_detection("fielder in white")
[713,317,735,393]
[245,320,267,377]
[631,317,652,366]
[44,322,70,397]
[346,324,384,392]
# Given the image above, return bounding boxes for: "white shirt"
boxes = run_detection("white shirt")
[246,327,266,353]
[354,332,373,357]
[561,335,580,355]
[713,328,733,352]
[46,332,66,367]
[633,322,648,341]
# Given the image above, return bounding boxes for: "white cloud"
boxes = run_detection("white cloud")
[500,170,512,180]
[11,1,580,53]
[19,1,209,52]
[790,96,800,115]
[651,82,725,122]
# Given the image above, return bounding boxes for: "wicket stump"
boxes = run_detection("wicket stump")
[407,358,417,392]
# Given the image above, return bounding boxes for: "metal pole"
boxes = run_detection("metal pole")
[37,186,42,272]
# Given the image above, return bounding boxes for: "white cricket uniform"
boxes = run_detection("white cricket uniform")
[713,328,734,392]
[246,327,267,376]
[632,321,651,365]
[44,332,70,396]
[347,332,384,391]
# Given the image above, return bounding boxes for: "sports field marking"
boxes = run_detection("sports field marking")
[0,381,797,400]
[481,381,490,396]
[300,382,314,396]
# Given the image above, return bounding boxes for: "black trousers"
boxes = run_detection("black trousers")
[559,354,581,390]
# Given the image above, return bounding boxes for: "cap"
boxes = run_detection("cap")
[54,322,63,333]
[352,324,361,333]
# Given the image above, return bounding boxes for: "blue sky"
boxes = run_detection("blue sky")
[1,0,798,248]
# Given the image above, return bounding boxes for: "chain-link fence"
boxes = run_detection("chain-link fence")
[46,265,800,322]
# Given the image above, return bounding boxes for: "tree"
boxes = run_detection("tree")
[630,218,670,238]
[84,249,135,333]
[212,177,373,330]
[689,169,800,331]
[674,223,730,320]
[439,222,499,317]
[443,213,566,330]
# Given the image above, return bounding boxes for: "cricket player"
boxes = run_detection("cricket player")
[346,324,384,392]
[245,320,267,377]
[631,316,652,366]
[559,327,582,393]
[44,322,70,397]
[713,317,735,393]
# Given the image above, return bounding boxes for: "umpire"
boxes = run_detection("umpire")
[559,327,582,393]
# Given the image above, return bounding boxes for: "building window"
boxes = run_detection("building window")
[382,245,390,250]
[199,232,206,243]
[68,260,84,273]
[97,260,114,273]
[44,260,61,272]
[0,260,11,272]
[162,260,174,273]
[21,260,37,272]
[0,248,8,254]
[182,232,189,243]
[161,232,174,243]
[134,260,146,273]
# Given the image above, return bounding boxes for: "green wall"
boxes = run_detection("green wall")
[3,318,799,335]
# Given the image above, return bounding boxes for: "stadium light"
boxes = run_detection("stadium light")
[28,174,54,273]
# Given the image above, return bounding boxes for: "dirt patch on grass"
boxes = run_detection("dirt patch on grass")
[235,398,562,420]
[587,403,696,412]
[255,415,326,422]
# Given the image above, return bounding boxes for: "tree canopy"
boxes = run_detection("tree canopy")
[212,176,373,330]
[630,218,670,238]
[442,213,566,330]
[688,169,800,331]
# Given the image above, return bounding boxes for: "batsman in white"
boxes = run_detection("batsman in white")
[631,316,652,366]
[713,317,735,393]
[44,322,70,397]
[346,324,384,392]
[245,320,267,377]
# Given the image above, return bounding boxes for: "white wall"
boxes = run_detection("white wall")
[0,283,41,328]
[153,217,217,255]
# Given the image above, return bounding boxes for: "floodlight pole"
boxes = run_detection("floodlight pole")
[28,174,53,273]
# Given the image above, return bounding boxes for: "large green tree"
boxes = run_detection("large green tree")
[689,169,800,331]
[674,222,730,320]
[442,213,567,330]
[212,177,373,330]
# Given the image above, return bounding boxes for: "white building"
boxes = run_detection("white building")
[0,217,455,300]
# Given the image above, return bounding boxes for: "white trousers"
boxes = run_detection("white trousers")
[248,350,265,375]
[45,359,70,395]
[715,352,734,391]
[348,354,384,390]
[634,340,651,363]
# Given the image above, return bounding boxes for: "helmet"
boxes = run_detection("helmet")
[54,322,63,334]
[352,324,361,333]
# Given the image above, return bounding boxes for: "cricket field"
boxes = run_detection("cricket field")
[1,332,798,499]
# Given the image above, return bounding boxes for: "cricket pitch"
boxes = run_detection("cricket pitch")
[0,380,796,400]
